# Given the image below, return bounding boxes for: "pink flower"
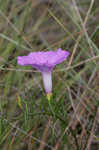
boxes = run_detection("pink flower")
[17,48,70,94]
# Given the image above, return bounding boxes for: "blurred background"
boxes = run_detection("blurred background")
[0,0,99,150]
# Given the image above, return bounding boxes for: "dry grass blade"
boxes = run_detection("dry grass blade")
[38,117,52,150]
[0,55,99,73]
[68,0,95,66]
[72,0,95,56]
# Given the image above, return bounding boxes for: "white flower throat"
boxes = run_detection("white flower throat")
[42,71,52,93]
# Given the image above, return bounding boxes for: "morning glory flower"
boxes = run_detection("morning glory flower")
[17,48,70,99]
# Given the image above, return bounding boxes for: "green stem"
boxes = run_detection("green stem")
[48,99,55,119]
